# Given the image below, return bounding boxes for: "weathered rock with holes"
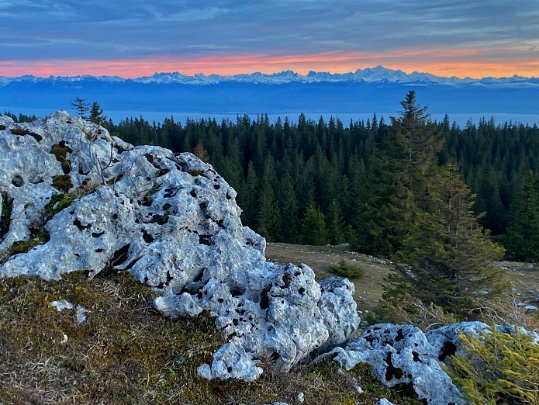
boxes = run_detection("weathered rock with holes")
[332,323,467,404]
[0,112,360,381]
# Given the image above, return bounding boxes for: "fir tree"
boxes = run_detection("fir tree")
[72,97,89,119]
[505,171,539,261]
[89,101,105,125]
[300,205,327,246]
[395,164,504,313]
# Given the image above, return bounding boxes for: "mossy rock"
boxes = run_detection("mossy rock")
[52,175,73,193]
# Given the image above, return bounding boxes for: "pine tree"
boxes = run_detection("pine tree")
[257,178,279,241]
[359,90,442,256]
[505,171,539,261]
[327,199,345,245]
[89,101,105,125]
[72,97,89,119]
[395,164,504,312]
[300,205,327,246]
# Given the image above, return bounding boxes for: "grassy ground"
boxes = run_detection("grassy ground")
[2,242,537,404]
[0,271,421,405]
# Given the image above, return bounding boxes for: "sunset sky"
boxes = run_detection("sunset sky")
[1,0,538,78]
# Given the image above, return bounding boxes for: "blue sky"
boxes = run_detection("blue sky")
[1,0,538,77]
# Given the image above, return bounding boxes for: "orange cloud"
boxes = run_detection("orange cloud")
[1,49,538,78]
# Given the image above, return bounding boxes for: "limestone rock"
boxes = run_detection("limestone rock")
[0,111,360,381]
[332,324,466,404]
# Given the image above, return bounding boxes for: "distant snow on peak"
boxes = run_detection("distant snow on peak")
[0,66,538,87]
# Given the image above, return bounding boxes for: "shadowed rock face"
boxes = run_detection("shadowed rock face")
[0,112,360,381]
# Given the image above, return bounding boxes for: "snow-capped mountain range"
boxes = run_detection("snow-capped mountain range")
[1,65,538,87]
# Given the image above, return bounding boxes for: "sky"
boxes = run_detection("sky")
[0,0,538,78]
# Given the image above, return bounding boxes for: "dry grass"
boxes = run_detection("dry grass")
[0,271,421,405]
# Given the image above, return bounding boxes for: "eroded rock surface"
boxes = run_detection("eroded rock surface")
[0,112,360,381]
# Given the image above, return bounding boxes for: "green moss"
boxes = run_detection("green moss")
[51,143,72,174]
[52,174,73,193]
[8,232,50,256]
[0,191,13,238]
[43,193,76,221]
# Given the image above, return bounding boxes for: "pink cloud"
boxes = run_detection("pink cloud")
[1,49,538,78]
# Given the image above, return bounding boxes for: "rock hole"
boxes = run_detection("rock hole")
[73,219,91,231]
[91,231,105,238]
[110,244,130,267]
[193,269,205,283]
[270,352,280,361]
[164,188,177,198]
[438,341,457,361]
[395,329,405,342]
[151,214,168,225]
[384,353,404,381]
[144,153,154,163]
[166,271,173,283]
[95,248,104,253]
[282,272,292,288]
[412,351,421,362]
[163,203,171,211]
[11,175,24,187]
[190,189,197,198]
[156,168,170,177]
[298,287,305,295]
[217,298,224,303]
[260,285,272,309]
[142,229,154,243]
[213,184,220,190]
[198,234,212,245]
[28,175,43,184]
[230,286,246,297]
[227,366,232,373]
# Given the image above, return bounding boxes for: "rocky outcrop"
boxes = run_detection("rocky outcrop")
[0,112,360,381]
[332,323,467,404]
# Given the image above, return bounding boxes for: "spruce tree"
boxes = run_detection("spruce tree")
[505,171,539,261]
[301,205,327,246]
[327,199,345,245]
[395,164,504,313]
[89,101,105,125]
[72,97,89,119]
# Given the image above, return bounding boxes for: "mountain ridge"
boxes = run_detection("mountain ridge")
[2,65,538,87]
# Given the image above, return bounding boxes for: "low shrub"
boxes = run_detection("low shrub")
[328,259,364,279]
[446,327,539,404]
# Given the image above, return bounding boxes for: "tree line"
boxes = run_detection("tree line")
[6,95,539,263]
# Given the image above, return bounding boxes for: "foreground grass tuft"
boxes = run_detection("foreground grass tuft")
[0,272,419,404]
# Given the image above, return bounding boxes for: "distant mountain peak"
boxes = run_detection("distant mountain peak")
[0,66,537,87]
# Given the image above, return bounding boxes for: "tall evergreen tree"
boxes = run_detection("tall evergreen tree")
[395,164,504,313]
[505,171,539,261]
[72,97,89,119]
[89,101,105,125]
[300,206,327,246]
[327,199,345,245]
